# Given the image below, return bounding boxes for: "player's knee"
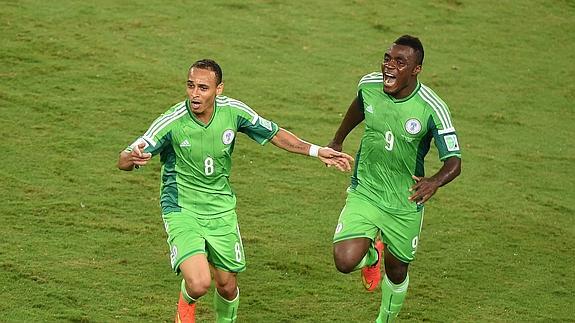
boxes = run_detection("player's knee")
[215,281,238,300]
[333,239,371,274]
[385,266,408,284]
[333,255,356,274]
[333,249,360,273]
[184,277,211,298]
[335,262,355,274]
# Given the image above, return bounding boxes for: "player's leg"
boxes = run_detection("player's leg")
[204,211,245,323]
[375,208,424,322]
[333,194,383,290]
[163,211,210,323]
[180,255,212,299]
[212,268,239,323]
[176,255,210,323]
[376,250,409,323]
[333,237,372,273]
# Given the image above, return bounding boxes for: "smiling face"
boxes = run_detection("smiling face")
[186,67,224,120]
[381,44,422,99]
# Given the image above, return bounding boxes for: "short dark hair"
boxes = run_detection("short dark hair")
[190,59,223,84]
[394,35,424,65]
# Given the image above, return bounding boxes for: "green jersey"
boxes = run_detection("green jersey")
[349,72,461,213]
[129,95,279,217]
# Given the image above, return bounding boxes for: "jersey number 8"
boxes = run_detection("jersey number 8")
[234,242,242,262]
[204,157,214,175]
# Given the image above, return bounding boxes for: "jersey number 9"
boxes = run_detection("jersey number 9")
[384,131,394,151]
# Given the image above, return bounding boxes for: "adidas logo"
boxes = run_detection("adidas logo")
[180,139,191,147]
[365,105,374,113]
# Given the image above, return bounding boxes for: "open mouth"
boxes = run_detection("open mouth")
[190,100,201,109]
[384,72,396,87]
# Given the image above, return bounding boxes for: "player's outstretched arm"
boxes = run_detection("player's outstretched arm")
[328,96,365,152]
[270,128,354,171]
[118,141,152,171]
[409,156,461,204]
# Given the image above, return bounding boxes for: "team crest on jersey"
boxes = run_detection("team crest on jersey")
[222,129,235,145]
[405,118,422,135]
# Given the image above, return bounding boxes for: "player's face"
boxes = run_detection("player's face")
[381,44,421,99]
[186,67,223,116]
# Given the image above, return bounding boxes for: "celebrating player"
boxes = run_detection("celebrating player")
[118,59,353,323]
[329,35,461,322]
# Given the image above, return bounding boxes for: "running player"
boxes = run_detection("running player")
[329,35,462,322]
[118,59,353,323]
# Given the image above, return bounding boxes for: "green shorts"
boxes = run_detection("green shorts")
[162,209,246,273]
[333,193,424,263]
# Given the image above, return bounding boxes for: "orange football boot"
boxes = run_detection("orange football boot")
[361,240,384,291]
[175,292,195,323]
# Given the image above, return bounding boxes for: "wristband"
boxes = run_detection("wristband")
[308,144,320,157]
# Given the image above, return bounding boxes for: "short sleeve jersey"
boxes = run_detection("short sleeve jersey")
[349,72,461,213]
[128,95,279,217]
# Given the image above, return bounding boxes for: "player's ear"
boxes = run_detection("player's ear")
[216,82,224,95]
[412,64,422,76]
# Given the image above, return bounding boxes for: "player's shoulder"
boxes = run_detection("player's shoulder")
[144,101,188,139]
[160,100,187,115]
[416,83,450,111]
[154,100,188,123]
[358,72,383,88]
[417,83,456,133]
[216,95,258,118]
[417,83,448,106]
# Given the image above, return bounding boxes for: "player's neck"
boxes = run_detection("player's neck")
[194,106,214,124]
[392,80,419,100]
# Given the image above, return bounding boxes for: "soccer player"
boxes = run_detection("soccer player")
[329,35,462,322]
[117,59,354,323]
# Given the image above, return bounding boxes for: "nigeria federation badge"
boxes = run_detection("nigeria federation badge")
[405,118,422,135]
[222,129,235,145]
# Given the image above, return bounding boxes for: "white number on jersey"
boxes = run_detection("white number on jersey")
[384,131,394,151]
[234,242,242,262]
[204,157,214,175]
[412,236,418,249]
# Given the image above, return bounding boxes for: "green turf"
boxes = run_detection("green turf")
[1,0,574,321]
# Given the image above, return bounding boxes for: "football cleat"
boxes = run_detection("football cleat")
[361,240,384,292]
[175,292,196,323]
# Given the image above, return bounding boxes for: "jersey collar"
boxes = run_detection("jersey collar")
[387,81,421,103]
[185,99,217,128]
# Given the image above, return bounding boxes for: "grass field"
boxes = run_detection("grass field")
[1,0,574,322]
